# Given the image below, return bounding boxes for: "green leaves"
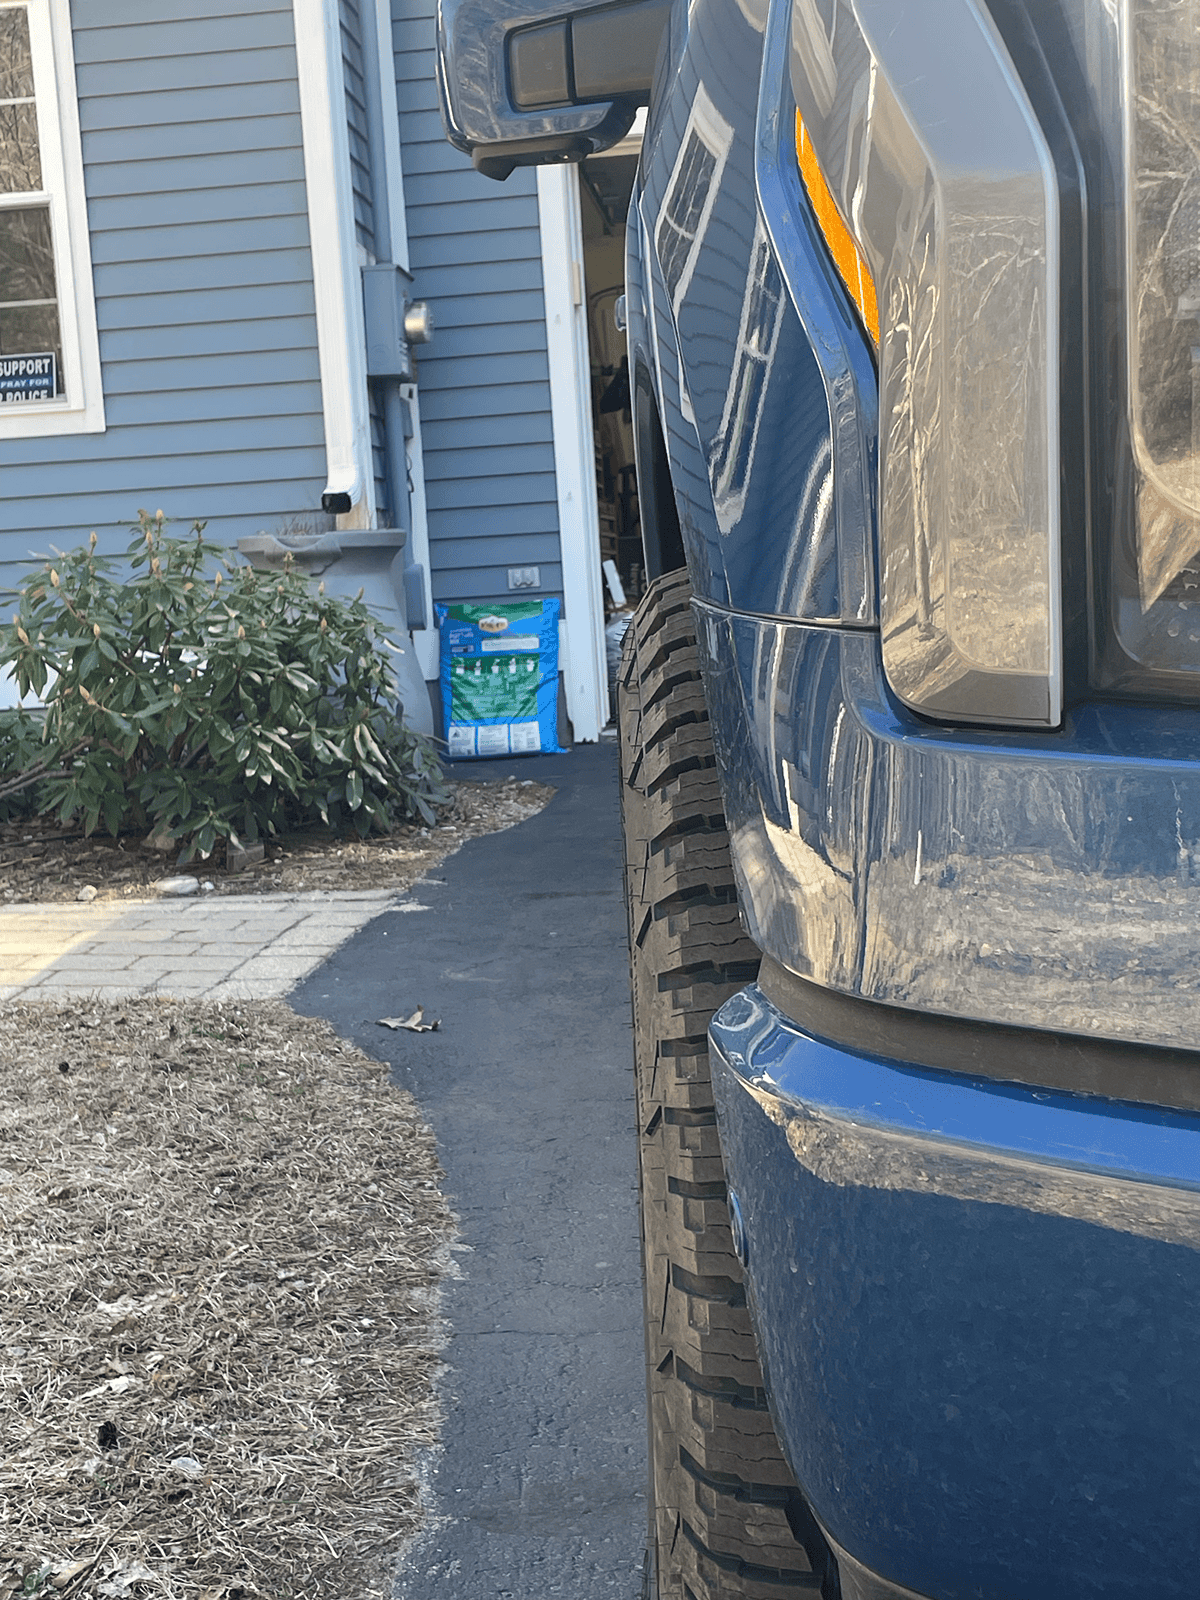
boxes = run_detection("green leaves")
[0,510,449,847]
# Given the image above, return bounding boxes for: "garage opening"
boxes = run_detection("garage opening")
[580,138,642,627]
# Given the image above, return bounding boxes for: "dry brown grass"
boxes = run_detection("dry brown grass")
[0,998,455,1600]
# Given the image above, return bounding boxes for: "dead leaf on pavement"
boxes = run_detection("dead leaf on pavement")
[377,1007,440,1033]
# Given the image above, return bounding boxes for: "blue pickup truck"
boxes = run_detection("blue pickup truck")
[438,2,1200,1596]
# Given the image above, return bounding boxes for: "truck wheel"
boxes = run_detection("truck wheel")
[619,571,839,1600]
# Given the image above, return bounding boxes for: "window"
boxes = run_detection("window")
[0,0,102,435]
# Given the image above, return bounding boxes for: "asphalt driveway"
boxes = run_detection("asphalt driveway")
[291,741,647,1598]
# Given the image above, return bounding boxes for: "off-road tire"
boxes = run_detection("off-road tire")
[618,570,839,1600]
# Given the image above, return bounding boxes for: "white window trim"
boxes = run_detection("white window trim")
[371,0,409,273]
[0,0,103,437]
[293,0,375,521]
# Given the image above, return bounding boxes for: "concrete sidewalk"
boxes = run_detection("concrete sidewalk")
[0,887,419,1000]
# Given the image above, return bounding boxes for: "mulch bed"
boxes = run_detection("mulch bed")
[0,998,457,1600]
[0,779,555,904]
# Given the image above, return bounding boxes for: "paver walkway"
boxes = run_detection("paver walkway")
[0,888,423,1000]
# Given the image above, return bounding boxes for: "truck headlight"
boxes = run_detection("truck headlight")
[790,0,1062,727]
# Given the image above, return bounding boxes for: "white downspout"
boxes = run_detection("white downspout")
[293,0,375,524]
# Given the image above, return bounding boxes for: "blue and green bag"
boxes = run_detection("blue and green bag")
[436,597,563,758]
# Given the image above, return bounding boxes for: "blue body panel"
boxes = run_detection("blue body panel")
[693,605,1200,1052]
[617,0,1200,1587]
[622,0,1200,1054]
[627,0,873,624]
[710,986,1200,1600]
[613,0,1200,1588]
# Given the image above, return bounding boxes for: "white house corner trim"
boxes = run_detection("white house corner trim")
[536,164,608,743]
[293,0,373,519]
[372,0,410,272]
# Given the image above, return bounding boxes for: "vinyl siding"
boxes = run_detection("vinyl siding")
[370,394,390,523]
[392,0,563,608]
[339,0,376,254]
[0,3,327,593]
[341,0,393,520]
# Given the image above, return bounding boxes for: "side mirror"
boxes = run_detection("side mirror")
[437,0,669,179]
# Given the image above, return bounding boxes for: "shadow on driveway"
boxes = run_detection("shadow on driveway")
[291,741,647,1598]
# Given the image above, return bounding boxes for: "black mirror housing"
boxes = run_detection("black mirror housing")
[436,0,668,179]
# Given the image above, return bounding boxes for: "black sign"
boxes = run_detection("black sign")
[0,353,56,403]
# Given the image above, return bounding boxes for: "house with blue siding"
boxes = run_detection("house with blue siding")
[0,0,641,743]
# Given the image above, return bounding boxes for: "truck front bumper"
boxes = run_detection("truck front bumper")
[710,983,1200,1600]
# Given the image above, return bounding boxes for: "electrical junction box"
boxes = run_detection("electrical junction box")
[508,566,541,589]
[362,263,415,380]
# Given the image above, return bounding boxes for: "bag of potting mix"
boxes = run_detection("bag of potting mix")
[436,597,563,758]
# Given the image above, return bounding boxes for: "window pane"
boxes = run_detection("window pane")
[0,9,34,102]
[0,204,53,301]
[0,302,62,394]
[0,101,40,191]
